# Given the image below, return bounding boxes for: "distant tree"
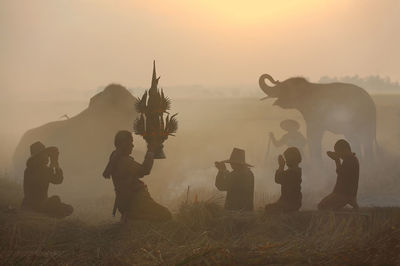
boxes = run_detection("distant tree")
[319,75,400,93]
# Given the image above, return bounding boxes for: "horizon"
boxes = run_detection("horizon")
[1,0,399,101]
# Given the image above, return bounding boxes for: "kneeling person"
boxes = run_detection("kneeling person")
[215,148,254,211]
[21,142,73,218]
[318,139,359,211]
[103,131,171,222]
[265,147,302,213]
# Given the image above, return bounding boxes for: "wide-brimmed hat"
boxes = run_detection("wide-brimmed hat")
[29,141,48,158]
[280,119,300,131]
[221,148,253,167]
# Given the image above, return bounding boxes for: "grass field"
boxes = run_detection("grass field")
[1,177,400,265]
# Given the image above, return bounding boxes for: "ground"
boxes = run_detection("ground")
[1,178,400,265]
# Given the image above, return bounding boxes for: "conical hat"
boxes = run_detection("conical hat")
[280,119,300,131]
[221,148,253,167]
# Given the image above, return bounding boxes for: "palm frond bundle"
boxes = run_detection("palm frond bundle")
[132,61,178,158]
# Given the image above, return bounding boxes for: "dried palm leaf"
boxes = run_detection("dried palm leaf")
[167,113,178,134]
[160,114,165,135]
[135,91,148,113]
[160,89,171,112]
[133,114,146,135]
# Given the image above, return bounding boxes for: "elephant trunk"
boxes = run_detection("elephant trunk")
[259,74,279,98]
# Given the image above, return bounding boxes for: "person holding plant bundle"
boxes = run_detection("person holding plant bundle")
[103,130,171,222]
[21,141,73,218]
[318,139,359,211]
[265,147,302,213]
[215,148,254,211]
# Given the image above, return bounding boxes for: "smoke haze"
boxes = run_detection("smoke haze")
[1,1,400,214]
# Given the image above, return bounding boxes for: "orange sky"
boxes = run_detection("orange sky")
[0,0,399,100]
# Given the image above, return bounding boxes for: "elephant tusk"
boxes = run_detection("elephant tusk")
[260,96,273,101]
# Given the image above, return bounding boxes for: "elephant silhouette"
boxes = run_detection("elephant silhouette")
[12,84,139,196]
[259,74,377,160]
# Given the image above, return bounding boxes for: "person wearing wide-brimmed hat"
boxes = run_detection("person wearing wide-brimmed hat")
[21,141,73,218]
[269,119,307,155]
[215,148,254,211]
[265,147,303,213]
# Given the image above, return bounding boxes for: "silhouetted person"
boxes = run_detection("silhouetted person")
[269,119,307,155]
[21,142,73,218]
[318,139,359,211]
[215,148,254,211]
[103,130,171,222]
[265,147,302,213]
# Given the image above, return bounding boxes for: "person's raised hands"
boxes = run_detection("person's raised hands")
[214,161,227,171]
[327,151,340,161]
[278,155,285,168]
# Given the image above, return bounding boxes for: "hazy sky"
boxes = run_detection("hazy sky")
[1,0,399,100]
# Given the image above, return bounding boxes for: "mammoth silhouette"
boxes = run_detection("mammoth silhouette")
[259,74,377,159]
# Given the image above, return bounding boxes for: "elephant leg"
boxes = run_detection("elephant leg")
[307,127,324,162]
[361,133,374,162]
[345,135,361,158]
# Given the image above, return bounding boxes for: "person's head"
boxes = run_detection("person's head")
[283,147,302,167]
[334,139,352,158]
[114,130,134,155]
[30,141,49,166]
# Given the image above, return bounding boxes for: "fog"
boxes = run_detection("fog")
[1,1,400,218]
[2,89,400,215]
[1,0,399,102]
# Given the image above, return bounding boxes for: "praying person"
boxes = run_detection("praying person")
[265,147,302,213]
[318,139,359,211]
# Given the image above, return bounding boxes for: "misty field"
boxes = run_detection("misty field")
[1,95,400,265]
[2,95,400,206]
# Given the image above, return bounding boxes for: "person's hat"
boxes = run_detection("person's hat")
[30,141,47,157]
[280,119,300,131]
[221,148,253,167]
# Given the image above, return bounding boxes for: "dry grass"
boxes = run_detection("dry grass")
[1,177,400,265]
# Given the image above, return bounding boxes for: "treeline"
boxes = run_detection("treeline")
[319,75,400,93]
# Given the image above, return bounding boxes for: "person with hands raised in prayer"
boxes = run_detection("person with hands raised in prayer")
[318,139,359,211]
[265,147,302,213]
[21,141,73,218]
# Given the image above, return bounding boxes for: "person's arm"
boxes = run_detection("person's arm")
[275,155,286,184]
[275,169,287,184]
[335,159,343,174]
[141,150,155,176]
[49,167,64,184]
[46,146,63,184]
[215,162,229,191]
[327,151,342,173]
[270,133,287,147]
[136,150,155,178]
